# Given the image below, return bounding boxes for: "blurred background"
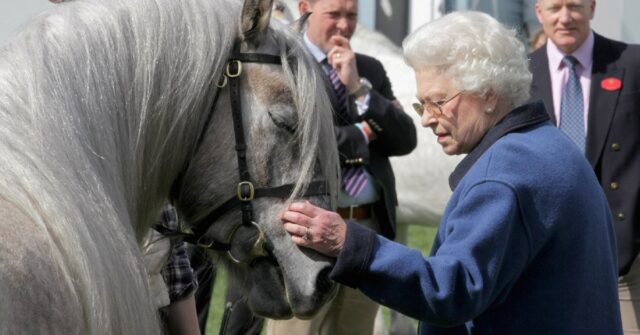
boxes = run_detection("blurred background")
[2,0,640,45]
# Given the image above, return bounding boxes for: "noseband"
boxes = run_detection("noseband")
[174,40,329,263]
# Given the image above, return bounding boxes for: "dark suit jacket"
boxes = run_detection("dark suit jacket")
[325,53,417,240]
[529,33,640,275]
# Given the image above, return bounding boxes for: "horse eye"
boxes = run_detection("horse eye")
[267,109,297,134]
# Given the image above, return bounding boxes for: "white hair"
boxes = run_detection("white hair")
[403,11,532,108]
[1,0,339,329]
[0,0,270,333]
[270,20,339,207]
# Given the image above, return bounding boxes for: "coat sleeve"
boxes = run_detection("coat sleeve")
[362,58,416,157]
[335,56,417,164]
[330,180,533,327]
[364,89,417,157]
[335,123,370,163]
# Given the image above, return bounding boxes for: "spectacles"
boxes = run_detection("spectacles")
[412,91,464,117]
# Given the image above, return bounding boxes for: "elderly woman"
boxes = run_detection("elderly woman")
[281,11,622,335]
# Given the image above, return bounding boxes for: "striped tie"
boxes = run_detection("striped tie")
[559,55,585,152]
[342,166,368,197]
[322,61,349,121]
[322,60,368,198]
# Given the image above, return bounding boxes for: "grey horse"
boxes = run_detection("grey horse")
[0,0,338,333]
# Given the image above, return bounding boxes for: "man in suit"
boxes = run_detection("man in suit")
[528,0,640,332]
[267,0,417,334]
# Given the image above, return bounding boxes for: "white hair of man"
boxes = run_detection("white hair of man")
[403,11,532,109]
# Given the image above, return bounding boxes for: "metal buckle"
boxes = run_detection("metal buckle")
[237,181,255,201]
[227,221,267,264]
[226,60,242,78]
[196,236,215,249]
[216,75,228,88]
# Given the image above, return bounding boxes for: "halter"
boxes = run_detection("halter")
[172,40,329,263]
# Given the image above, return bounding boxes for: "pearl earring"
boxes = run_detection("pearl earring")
[485,107,493,114]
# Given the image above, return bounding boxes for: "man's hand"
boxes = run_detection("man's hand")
[327,35,360,94]
[281,201,346,257]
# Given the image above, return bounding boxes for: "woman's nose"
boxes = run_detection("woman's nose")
[421,113,437,128]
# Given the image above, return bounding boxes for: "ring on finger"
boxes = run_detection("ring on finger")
[335,52,341,59]
[303,227,310,241]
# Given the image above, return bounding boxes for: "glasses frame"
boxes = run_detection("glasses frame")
[412,91,464,117]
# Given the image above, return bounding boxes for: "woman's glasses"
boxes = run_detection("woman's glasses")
[412,91,463,117]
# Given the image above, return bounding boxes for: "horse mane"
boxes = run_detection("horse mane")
[0,0,338,332]
[0,0,240,333]
[269,21,339,207]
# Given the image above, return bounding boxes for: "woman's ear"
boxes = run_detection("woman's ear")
[484,90,499,113]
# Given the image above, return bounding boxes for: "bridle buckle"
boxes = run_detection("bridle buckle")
[237,181,255,201]
[216,75,228,88]
[226,60,242,78]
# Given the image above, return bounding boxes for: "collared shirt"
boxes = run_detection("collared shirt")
[303,34,371,122]
[546,31,594,133]
[156,205,198,303]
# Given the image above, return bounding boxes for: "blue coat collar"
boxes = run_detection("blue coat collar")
[449,101,550,190]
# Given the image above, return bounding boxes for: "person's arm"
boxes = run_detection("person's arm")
[282,181,532,326]
[163,294,201,335]
[358,59,417,157]
[158,206,200,335]
[326,35,416,158]
[363,91,417,156]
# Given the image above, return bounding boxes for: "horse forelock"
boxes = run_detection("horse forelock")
[271,22,338,208]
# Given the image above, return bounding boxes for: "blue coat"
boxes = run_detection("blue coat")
[330,102,622,334]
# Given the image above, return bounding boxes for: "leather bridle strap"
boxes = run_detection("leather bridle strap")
[227,41,283,229]
[186,180,329,245]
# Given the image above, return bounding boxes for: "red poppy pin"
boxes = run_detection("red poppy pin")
[601,77,622,91]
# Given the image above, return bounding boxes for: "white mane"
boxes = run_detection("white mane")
[0,0,339,331]
[0,0,237,333]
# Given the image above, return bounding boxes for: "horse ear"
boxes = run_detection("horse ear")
[240,0,274,48]
[291,12,311,34]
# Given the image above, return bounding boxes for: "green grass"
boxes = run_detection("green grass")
[204,224,438,335]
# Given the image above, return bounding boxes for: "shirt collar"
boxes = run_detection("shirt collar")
[303,33,326,63]
[448,101,551,190]
[546,30,594,70]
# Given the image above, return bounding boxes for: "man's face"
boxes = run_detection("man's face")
[299,0,358,54]
[535,0,595,54]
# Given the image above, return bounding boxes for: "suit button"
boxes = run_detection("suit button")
[617,212,625,221]
[610,182,619,190]
[611,143,621,151]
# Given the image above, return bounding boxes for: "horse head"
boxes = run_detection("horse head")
[173,0,339,319]
[0,0,337,332]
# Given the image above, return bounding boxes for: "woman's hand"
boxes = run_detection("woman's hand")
[280,201,346,257]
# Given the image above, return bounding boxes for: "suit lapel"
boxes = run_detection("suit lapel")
[529,48,556,124]
[587,34,624,166]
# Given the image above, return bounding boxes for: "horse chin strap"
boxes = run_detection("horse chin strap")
[176,40,329,264]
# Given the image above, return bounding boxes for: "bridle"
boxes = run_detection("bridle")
[170,40,329,263]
